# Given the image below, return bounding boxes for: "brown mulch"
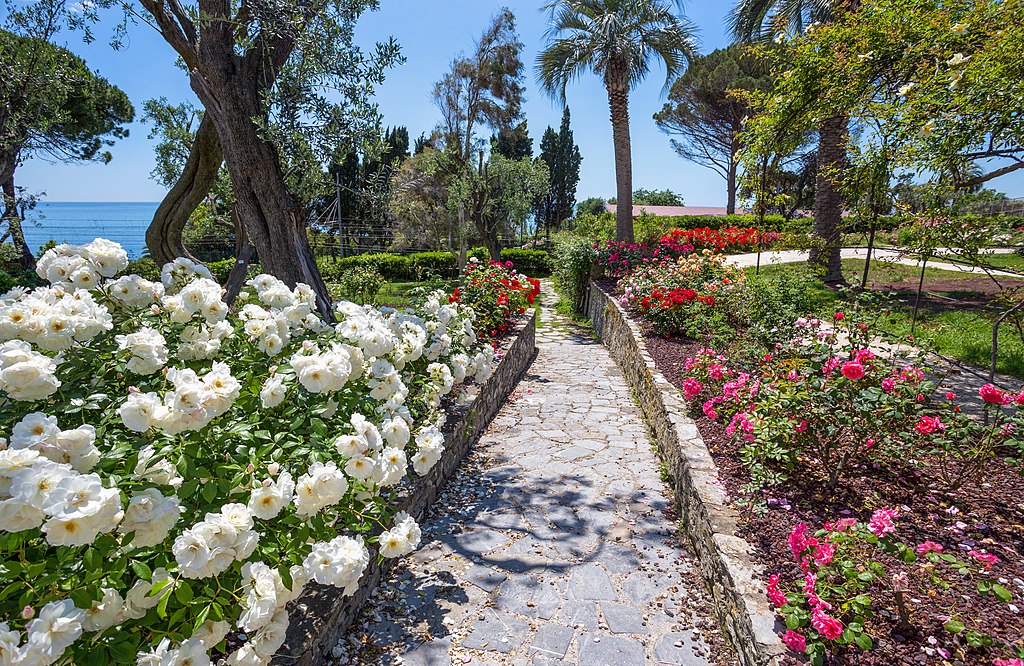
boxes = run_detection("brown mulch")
[642,329,1024,666]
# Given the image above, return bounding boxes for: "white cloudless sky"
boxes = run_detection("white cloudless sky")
[11,0,1024,204]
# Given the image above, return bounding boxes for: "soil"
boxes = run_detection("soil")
[635,314,1024,665]
[865,274,1024,314]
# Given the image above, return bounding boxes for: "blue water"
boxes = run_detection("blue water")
[22,202,156,258]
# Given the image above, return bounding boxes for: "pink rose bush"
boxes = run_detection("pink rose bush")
[770,513,1017,664]
[680,310,1024,496]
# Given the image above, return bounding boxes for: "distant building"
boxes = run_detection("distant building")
[604,204,813,218]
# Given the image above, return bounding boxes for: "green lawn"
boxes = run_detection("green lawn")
[745,260,1024,378]
[327,280,454,308]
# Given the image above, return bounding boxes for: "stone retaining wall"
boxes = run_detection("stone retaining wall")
[585,283,786,666]
[277,311,538,665]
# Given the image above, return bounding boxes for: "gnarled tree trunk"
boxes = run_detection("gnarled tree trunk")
[191,71,331,317]
[809,114,849,283]
[606,77,634,243]
[146,113,222,267]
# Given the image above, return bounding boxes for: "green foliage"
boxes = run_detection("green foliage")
[654,45,773,210]
[552,236,596,312]
[336,265,386,304]
[575,197,607,217]
[536,107,583,234]
[0,268,42,292]
[407,252,457,281]
[205,258,235,284]
[501,249,552,277]
[629,188,685,207]
[746,269,834,344]
[124,257,160,281]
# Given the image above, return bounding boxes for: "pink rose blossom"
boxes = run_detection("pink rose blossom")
[915,415,944,435]
[683,378,703,400]
[833,518,858,531]
[980,383,1009,405]
[788,523,812,559]
[814,542,836,566]
[782,630,807,653]
[795,419,809,434]
[841,361,866,380]
[881,377,897,394]
[868,508,899,538]
[811,609,844,640]
[916,541,944,555]
[702,400,719,420]
[968,550,1000,569]
[766,574,787,607]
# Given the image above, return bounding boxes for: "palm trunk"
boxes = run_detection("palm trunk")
[606,81,634,243]
[809,114,849,283]
[146,114,222,267]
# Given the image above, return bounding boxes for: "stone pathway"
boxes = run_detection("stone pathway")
[728,246,1021,278]
[329,284,736,666]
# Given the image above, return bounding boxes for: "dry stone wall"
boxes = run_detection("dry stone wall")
[276,311,538,665]
[585,283,786,666]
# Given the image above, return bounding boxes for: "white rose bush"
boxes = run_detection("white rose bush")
[0,240,499,665]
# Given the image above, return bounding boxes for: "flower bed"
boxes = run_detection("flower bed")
[592,254,1024,665]
[0,240,519,665]
[592,227,780,278]
[450,258,540,341]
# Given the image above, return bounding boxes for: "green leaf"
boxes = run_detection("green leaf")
[131,560,153,581]
[944,619,965,635]
[109,641,136,663]
[854,633,873,650]
[174,581,194,605]
[993,584,1012,602]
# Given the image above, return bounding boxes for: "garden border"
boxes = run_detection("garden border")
[275,310,538,665]
[584,282,787,666]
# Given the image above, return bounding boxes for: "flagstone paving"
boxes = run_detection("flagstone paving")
[329,285,737,666]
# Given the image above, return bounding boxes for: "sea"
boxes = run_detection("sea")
[20,202,157,259]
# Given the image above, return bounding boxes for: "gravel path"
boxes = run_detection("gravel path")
[330,284,737,666]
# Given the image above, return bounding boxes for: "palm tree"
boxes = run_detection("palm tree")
[731,0,856,283]
[537,0,697,242]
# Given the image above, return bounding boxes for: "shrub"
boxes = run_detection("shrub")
[336,265,386,304]
[772,516,1014,664]
[125,257,160,281]
[454,259,539,339]
[408,252,457,280]
[620,252,748,343]
[552,236,596,312]
[0,240,498,665]
[0,268,44,293]
[206,257,236,284]
[745,269,834,345]
[500,249,552,276]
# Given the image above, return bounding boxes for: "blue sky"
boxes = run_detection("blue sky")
[13,0,1024,204]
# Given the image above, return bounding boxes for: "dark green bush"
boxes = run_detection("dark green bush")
[501,249,552,276]
[408,252,458,279]
[552,237,596,313]
[0,269,43,293]
[206,258,236,284]
[745,269,834,345]
[125,257,160,281]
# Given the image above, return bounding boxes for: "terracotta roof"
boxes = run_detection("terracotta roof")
[603,204,815,218]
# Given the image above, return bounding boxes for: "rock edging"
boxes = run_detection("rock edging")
[276,310,538,665]
[585,282,786,666]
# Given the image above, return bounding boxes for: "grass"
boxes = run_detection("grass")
[327,279,453,308]
[745,260,1024,378]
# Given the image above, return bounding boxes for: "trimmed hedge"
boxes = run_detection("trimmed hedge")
[317,249,552,283]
